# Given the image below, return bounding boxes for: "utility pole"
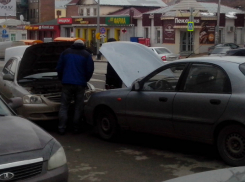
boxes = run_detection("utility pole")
[190,7,194,53]
[96,0,100,60]
[215,0,221,44]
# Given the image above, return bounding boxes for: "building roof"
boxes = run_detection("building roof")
[144,0,244,16]
[94,0,167,7]
[33,19,59,25]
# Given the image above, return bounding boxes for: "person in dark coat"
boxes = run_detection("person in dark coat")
[105,38,123,89]
[56,39,94,134]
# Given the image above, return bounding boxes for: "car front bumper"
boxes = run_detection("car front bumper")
[21,164,68,182]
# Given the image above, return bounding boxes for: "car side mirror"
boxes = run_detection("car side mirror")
[8,97,23,109]
[3,74,14,81]
[134,81,141,91]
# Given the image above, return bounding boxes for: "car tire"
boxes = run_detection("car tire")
[217,124,245,166]
[96,109,119,141]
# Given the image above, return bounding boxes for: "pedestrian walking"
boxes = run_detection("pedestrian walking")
[56,39,94,135]
[105,38,123,89]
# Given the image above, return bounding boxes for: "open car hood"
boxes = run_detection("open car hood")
[17,42,74,81]
[100,42,164,87]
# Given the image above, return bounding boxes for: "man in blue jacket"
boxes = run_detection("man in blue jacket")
[56,39,94,134]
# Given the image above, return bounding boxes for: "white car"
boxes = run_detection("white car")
[0,42,95,121]
[150,47,181,61]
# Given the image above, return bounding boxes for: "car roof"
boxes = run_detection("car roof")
[172,56,245,64]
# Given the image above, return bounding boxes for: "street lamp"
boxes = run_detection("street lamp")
[96,0,100,60]
[215,0,221,44]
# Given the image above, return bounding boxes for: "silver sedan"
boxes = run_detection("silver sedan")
[149,47,181,61]
[85,41,245,167]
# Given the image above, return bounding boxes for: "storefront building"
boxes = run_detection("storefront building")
[25,19,61,41]
[0,19,29,42]
[59,15,136,52]
[140,0,245,55]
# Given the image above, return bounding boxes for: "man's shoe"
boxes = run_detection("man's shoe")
[58,129,66,135]
[73,129,81,134]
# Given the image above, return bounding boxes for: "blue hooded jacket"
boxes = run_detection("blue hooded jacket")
[56,43,94,86]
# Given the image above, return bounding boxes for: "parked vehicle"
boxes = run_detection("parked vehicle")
[0,41,25,59]
[149,47,181,61]
[163,166,245,182]
[85,41,245,166]
[0,42,95,121]
[209,46,231,56]
[0,96,68,181]
[208,43,239,55]
[225,48,245,56]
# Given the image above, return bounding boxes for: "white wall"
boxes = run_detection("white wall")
[224,19,235,43]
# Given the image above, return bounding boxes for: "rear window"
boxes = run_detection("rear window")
[212,47,230,54]
[239,63,245,75]
[155,48,171,54]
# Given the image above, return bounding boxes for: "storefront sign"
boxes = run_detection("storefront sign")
[105,17,130,25]
[199,21,216,44]
[0,0,16,16]
[24,25,59,31]
[163,21,175,44]
[174,17,201,26]
[58,18,72,24]
[75,18,89,24]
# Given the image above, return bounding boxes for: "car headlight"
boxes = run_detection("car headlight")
[23,95,42,104]
[48,147,67,170]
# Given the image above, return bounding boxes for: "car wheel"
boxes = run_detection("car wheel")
[96,109,119,140]
[217,124,245,166]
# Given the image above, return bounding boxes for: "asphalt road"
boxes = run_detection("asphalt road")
[39,62,228,182]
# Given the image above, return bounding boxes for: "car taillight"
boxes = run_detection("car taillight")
[161,56,167,61]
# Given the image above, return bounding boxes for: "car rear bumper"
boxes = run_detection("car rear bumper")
[21,164,68,182]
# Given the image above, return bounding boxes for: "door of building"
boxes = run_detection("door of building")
[180,31,193,55]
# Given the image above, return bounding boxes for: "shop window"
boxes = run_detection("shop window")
[10,34,16,41]
[87,8,90,16]
[79,9,83,16]
[156,29,161,44]
[145,28,149,38]
[22,34,27,40]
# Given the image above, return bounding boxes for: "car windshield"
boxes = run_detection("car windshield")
[155,48,171,54]
[212,47,230,54]
[0,98,14,116]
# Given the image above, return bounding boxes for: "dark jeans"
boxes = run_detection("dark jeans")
[58,84,85,131]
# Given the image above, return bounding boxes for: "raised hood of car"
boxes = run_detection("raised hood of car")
[100,42,164,87]
[17,42,73,81]
[0,116,53,156]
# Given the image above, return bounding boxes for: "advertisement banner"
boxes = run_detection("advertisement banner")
[105,17,130,25]
[0,0,16,16]
[163,20,175,44]
[58,18,72,24]
[199,20,216,44]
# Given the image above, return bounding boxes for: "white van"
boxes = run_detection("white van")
[0,41,25,59]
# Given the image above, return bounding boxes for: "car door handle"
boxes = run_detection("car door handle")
[210,99,221,105]
[159,97,168,102]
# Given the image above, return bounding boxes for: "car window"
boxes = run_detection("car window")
[9,59,17,76]
[142,64,187,92]
[183,64,231,93]
[212,47,230,54]
[3,59,14,74]
[0,98,14,116]
[155,48,171,54]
